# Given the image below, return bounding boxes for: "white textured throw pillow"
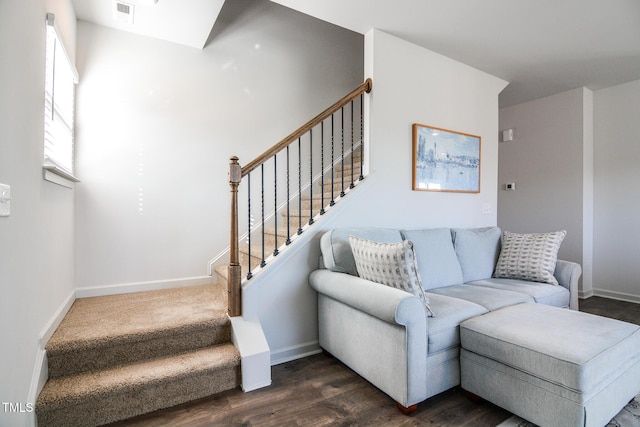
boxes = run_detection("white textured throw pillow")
[494,230,567,285]
[349,236,435,317]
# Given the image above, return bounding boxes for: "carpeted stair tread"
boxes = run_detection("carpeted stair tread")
[47,285,225,349]
[36,343,240,426]
[46,284,231,378]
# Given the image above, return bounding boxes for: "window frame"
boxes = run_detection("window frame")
[43,13,80,187]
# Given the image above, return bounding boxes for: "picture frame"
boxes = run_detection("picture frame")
[412,123,481,193]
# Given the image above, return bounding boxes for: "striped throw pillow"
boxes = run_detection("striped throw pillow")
[494,230,566,285]
[349,236,435,317]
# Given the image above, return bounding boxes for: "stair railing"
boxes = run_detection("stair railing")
[227,78,372,317]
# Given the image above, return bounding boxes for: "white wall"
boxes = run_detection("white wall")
[244,29,508,363]
[73,0,364,290]
[593,79,640,302]
[0,1,77,425]
[498,88,593,295]
[361,30,507,228]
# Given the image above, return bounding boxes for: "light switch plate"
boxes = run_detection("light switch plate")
[0,183,10,217]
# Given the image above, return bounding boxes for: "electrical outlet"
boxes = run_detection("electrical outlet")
[0,183,10,217]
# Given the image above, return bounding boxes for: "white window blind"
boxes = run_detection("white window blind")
[44,13,79,181]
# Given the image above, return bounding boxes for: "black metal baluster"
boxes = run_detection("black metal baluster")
[320,121,325,215]
[286,146,291,245]
[308,129,314,225]
[246,175,253,280]
[273,155,279,256]
[350,100,355,188]
[297,137,303,235]
[260,164,266,268]
[340,106,345,197]
[360,93,364,181]
[330,114,335,206]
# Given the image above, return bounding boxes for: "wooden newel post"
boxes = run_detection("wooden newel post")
[228,156,242,317]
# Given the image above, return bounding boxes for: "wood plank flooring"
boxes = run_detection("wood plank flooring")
[108,296,639,427]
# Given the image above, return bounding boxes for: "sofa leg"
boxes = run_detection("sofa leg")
[463,389,484,403]
[396,402,418,415]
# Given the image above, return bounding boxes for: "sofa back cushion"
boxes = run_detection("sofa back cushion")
[401,228,463,290]
[451,227,502,282]
[319,228,403,276]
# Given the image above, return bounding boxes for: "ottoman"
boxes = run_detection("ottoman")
[460,303,640,427]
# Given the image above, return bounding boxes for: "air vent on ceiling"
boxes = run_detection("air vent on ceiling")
[113,1,135,25]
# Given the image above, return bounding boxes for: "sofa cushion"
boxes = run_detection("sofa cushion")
[468,278,570,308]
[451,227,501,282]
[428,284,534,311]
[425,293,487,354]
[319,228,403,276]
[401,228,464,290]
[494,230,567,285]
[348,237,435,317]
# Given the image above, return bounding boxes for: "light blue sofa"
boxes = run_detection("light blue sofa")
[308,227,582,412]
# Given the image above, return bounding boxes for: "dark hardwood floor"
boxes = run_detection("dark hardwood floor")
[109,296,639,427]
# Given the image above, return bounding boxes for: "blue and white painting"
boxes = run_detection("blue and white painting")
[413,124,481,193]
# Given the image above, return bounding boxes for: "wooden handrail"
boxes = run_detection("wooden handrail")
[227,78,372,317]
[241,78,372,177]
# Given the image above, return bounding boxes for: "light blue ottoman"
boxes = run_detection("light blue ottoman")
[460,303,640,427]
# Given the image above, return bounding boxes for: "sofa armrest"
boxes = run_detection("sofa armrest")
[309,269,427,326]
[309,269,428,407]
[554,260,582,310]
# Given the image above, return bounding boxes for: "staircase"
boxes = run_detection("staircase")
[214,147,363,282]
[35,79,371,426]
[35,283,240,426]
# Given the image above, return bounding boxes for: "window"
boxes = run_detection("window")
[44,13,79,184]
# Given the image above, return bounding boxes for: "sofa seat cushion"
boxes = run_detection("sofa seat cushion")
[467,278,570,308]
[424,293,487,354]
[428,284,534,311]
[460,303,640,394]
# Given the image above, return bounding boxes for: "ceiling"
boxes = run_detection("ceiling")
[72,0,640,107]
[71,0,225,49]
[270,0,640,107]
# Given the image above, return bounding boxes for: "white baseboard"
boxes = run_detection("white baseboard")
[270,341,322,366]
[591,288,640,304]
[28,289,75,427]
[579,289,594,299]
[75,276,214,298]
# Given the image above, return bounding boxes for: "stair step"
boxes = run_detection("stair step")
[321,179,358,193]
[45,285,229,378]
[214,260,251,282]
[36,343,240,427]
[334,159,362,174]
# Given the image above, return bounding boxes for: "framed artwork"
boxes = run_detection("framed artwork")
[412,123,481,193]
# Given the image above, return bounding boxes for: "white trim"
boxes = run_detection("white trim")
[270,340,321,366]
[75,276,213,298]
[43,167,77,188]
[230,316,272,392]
[578,289,594,300]
[28,289,75,427]
[45,13,79,83]
[38,289,76,347]
[591,288,640,304]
